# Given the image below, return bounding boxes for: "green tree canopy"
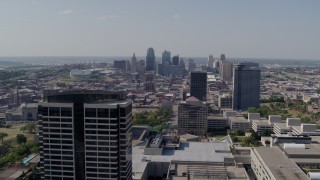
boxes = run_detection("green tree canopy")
[16,134,27,144]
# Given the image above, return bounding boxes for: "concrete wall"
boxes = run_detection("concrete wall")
[145,162,170,179]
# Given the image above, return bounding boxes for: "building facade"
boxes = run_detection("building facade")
[232,63,260,111]
[38,90,132,180]
[131,53,137,73]
[178,97,208,136]
[220,60,233,82]
[172,55,179,65]
[207,55,214,69]
[190,71,207,101]
[146,48,155,71]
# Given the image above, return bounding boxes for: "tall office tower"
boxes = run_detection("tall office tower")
[157,64,163,75]
[130,53,137,73]
[161,50,171,76]
[233,63,260,111]
[146,48,155,71]
[38,90,132,180]
[190,71,207,101]
[220,60,233,82]
[164,62,171,77]
[220,54,226,61]
[180,58,185,68]
[213,59,220,69]
[178,96,208,136]
[162,50,171,65]
[208,55,214,68]
[172,55,179,65]
[188,59,196,71]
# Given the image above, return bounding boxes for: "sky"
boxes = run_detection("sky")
[0,0,320,59]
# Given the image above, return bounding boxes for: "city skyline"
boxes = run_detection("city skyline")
[0,0,320,59]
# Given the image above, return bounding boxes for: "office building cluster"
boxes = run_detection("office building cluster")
[3,48,320,180]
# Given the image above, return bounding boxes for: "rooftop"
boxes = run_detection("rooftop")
[228,116,249,122]
[133,142,232,175]
[254,147,309,180]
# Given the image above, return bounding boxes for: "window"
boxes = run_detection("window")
[110,109,118,118]
[41,107,48,116]
[85,108,96,117]
[49,107,60,116]
[61,118,72,123]
[61,107,72,117]
[98,109,109,117]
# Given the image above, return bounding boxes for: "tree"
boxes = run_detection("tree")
[261,129,272,137]
[250,131,261,141]
[20,126,26,133]
[16,134,27,144]
[233,129,240,136]
[21,123,37,134]
[0,132,8,144]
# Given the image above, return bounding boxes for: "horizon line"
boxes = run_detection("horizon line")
[0,55,319,61]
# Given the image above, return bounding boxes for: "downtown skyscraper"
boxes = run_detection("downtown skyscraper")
[232,63,260,111]
[38,90,132,180]
[160,50,171,76]
[190,71,207,101]
[146,48,155,71]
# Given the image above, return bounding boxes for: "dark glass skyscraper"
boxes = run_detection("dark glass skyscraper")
[146,48,155,71]
[38,90,132,180]
[190,71,207,101]
[172,55,179,65]
[232,63,260,111]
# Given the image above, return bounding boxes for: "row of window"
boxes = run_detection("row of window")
[43,134,73,139]
[43,123,72,128]
[85,124,118,129]
[44,166,73,171]
[85,108,118,118]
[85,130,118,135]
[44,170,74,176]
[42,118,72,122]
[85,136,118,141]
[44,156,73,166]
[86,146,118,151]
[86,152,118,156]
[41,107,72,117]
[86,173,118,178]
[43,129,72,134]
[86,157,117,162]
[85,119,118,124]
[43,144,73,149]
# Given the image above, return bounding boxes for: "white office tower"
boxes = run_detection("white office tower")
[38,90,132,180]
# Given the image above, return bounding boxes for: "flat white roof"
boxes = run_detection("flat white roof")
[133,142,232,174]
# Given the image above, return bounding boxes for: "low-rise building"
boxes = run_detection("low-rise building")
[5,103,38,122]
[207,116,228,130]
[251,147,309,180]
[228,116,251,131]
[218,94,232,109]
[178,97,207,136]
[252,120,273,134]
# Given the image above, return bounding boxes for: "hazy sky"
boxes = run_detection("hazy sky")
[0,0,319,59]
